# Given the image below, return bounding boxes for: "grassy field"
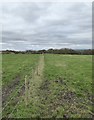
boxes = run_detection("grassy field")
[2,54,92,118]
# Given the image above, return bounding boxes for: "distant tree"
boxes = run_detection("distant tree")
[2,49,94,55]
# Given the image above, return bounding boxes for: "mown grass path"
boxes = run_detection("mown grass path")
[29,54,45,113]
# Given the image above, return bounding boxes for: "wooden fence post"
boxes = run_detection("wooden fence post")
[37,64,38,75]
[28,78,31,102]
[25,75,28,106]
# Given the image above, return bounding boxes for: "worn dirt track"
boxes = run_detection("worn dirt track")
[2,75,21,107]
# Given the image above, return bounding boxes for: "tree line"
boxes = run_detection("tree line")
[1,48,94,55]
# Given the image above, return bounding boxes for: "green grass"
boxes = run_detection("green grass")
[44,54,92,95]
[2,54,39,87]
[2,54,40,117]
[2,54,92,118]
[43,54,92,117]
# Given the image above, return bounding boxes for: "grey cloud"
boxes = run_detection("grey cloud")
[2,2,92,50]
[2,3,51,23]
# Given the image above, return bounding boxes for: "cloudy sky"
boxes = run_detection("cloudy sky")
[1,2,92,50]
